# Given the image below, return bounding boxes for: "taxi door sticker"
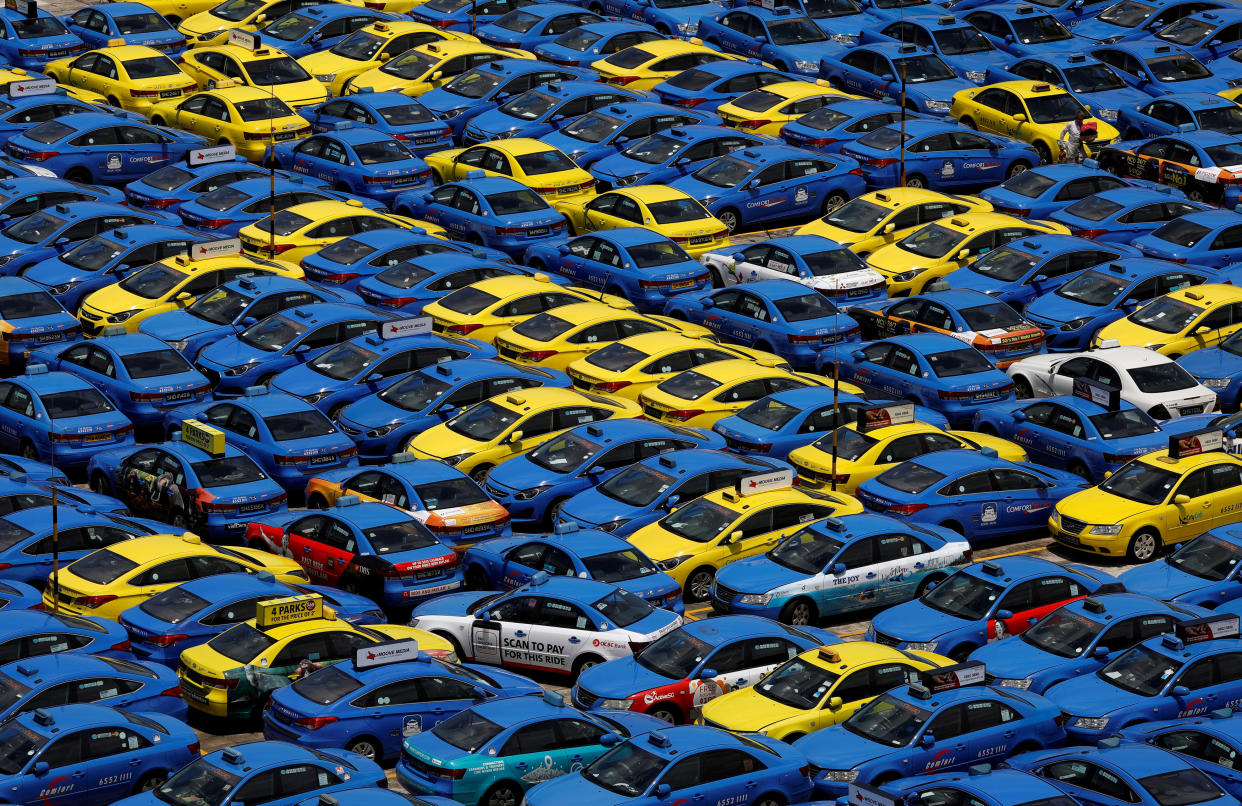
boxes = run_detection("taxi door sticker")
[402,715,423,737]
[521,755,568,783]
[691,678,726,707]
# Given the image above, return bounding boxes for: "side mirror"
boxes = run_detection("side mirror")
[422,192,434,203]
[827,696,843,710]
[601,732,620,746]
[1175,493,1191,505]
[1004,34,1015,43]
[241,316,256,328]
[32,761,48,776]
[1092,646,1109,660]
[701,298,715,308]
[366,373,383,383]
[1122,298,1140,310]
[664,495,681,510]
[851,349,866,361]
[919,732,936,749]
[756,34,768,43]
[1103,470,1113,480]
[176,291,191,301]
[557,244,571,255]
[379,52,392,62]
[506,430,524,445]
[431,71,443,81]
[1012,113,1026,123]
[955,249,971,261]
[1172,685,1190,696]
[881,74,896,83]
[699,668,718,680]
[657,784,672,799]
[1031,274,1048,284]
[471,686,488,699]
[732,252,747,263]
[747,179,760,189]
[1210,39,1223,47]
[673,157,691,166]
[883,222,896,234]
[254,13,266,22]
[727,529,743,542]
[1011,410,1027,422]
[831,562,847,575]
[995,609,1014,620]
[588,465,605,475]
[472,609,490,621]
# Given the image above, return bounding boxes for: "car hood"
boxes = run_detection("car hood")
[968,636,1066,678]
[794,726,892,769]
[1023,293,1099,325]
[467,108,537,137]
[871,600,976,642]
[556,488,634,527]
[337,397,421,430]
[196,337,270,369]
[138,310,217,342]
[1080,85,1153,116]
[1119,560,1211,601]
[714,554,807,594]
[271,361,341,397]
[1045,671,1147,717]
[411,590,491,617]
[524,773,634,806]
[576,657,675,699]
[1177,347,1236,378]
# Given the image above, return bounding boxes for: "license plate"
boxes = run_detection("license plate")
[690,236,711,245]
[463,523,493,535]
[35,332,62,343]
[160,89,181,99]
[414,136,437,144]
[273,132,296,141]
[44,49,68,58]
[164,390,193,402]
[392,175,418,185]
[671,280,693,289]
[526,227,548,236]
[82,432,110,442]
[848,287,870,297]
[308,454,337,465]
[974,391,999,400]
[557,186,577,194]
[1058,532,1081,546]
[182,688,208,704]
[238,502,266,513]
[1180,405,1203,415]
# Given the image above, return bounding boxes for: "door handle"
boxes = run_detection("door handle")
[568,637,580,644]
[514,630,527,638]
[866,572,877,579]
[914,562,925,569]
[735,678,747,685]
[130,759,142,766]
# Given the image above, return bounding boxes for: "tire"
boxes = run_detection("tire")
[107,96,121,108]
[466,233,484,246]
[480,782,522,806]
[754,340,773,353]
[960,116,976,129]
[949,644,976,662]
[346,735,382,763]
[829,78,846,92]
[976,423,998,436]
[1068,461,1092,482]
[65,167,91,183]
[782,733,804,743]
[134,772,167,795]
[248,539,266,551]
[1006,160,1031,178]
[470,464,492,484]
[717,207,741,233]
[709,267,724,287]
[872,774,901,788]
[573,654,604,677]
[656,24,671,35]
[527,259,546,273]
[588,2,603,11]
[19,441,36,461]
[166,15,181,24]
[822,190,849,214]
[939,520,964,536]
[465,565,490,590]
[431,169,444,184]
[327,403,348,422]
[258,373,277,388]
[307,493,329,510]
[780,598,817,626]
[684,566,715,602]
[151,116,166,126]
[1034,142,1052,165]
[1188,188,1206,202]
[434,630,464,659]
[1013,376,1033,399]
[1128,528,1160,563]
[547,498,569,527]
[904,173,927,189]
[774,61,790,72]
[754,794,785,806]
[649,704,682,724]
[90,472,113,497]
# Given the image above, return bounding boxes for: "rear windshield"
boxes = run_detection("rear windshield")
[290,665,363,704]
[69,549,137,585]
[139,586,209,624]
[207,623,276,664]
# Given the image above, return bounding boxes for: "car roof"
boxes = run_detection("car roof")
[1178,208,1242,227]
[913,288,1002,308]
[174,571,289,598]
[0,652,143,679]
[1003,233,1110,255]
[1099,40,1193,56]
[1088,188,1186,206]
[681,614,802,642]
[93,332,180,356]
[1,505,122,531]
[884,332,974,351]
[912,449,1024,475]
[538,530,632,555]
[891,120,970,137]
[276,302,385,324]
[956,553,1065,583]
[631,725,750,757]
[637,447,768,474]
[507,574,617,601]
[412,357,553,384]
[18,370,96,394]
[205,740,326,766]
[449,175,530,194]
[758,234,850,253]
[470,694,584,722]
[230,389,324,417]
[0,276,53,295]
[593,226,687,247]
[723,278,817,300]
[322,501,416,529]
[1060,592,1190,619]
[50,113,151,133]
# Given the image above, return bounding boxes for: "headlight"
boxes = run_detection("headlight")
[515,484,552,501]
[303,391,332,405]
[1098,108,1118,121]
[795,60,818,72]
[830,33,855,43]
[407,617,420,628]
[0,256,14,266]
[1072,716,1110,730]
[168,340,188,352]
[224,362,254,376]
[997,677,1034,689]
[440,107,470,119]
[738,593,772,605]
[925,99,951,111]
[443,453,472,466]
[315,73,336,82]
[1204,378,1232,389]
[107,310,137,323]
[1061,317,1092,331]
[820,770,859,782]
[48,282,79,294]
[904,641,939,652]
[598,519,629,533]
[658,556,688,571]
[599,698,635,710]
[1089,524,1123,535]
[677,22,697,33]
[366,424,396,437]
[891,270,922,282]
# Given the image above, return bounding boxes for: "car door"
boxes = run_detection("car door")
[1038,759,1137,806]
[497,719,567,781]
[500,542,548,588]
[472,593,537,666]
[908,132,961,187]
[997,574,1086,637]
[743,161,791,223]
[848,341,897,397]
[18,729,96,806]
[308,516,357,587]
[657,749,768,806]
[1168,466,1226,543]
[1171,651,1242,716]
[828,661,921,718]
[872,531,935,602]
[528,594,597,673]
[988,467,1057,534]
[1152,729,1242,793]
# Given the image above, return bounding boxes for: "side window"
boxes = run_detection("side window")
[926,705,967,741]
[500,721,560,756]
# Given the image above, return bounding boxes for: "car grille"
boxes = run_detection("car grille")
[404,752,455,779]
[574,686,600,708]
[872,630,900,647]
[1059,516,1086,535]
[714,583,738,603]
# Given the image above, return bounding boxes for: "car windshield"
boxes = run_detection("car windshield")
[0,519,31,552]
[874,461,945,493]
[1098,0,1156,26]
[585,343,646,372]
[141,165,196,191]
[139,586,209,624]
[894,54,956,83]
[373,263,432,288]
[804,0,861,15]
[621,133,685,165]
[266,411,336,440]
[822,199,889,233]
[584,548,659,583]
[1089,409,1160,438]
[927,348,992,378]
[122,349,192,379]
[486,189,545,215]
[1098,644,1181,696]
[1099,460,1177,505]
[553,27,603,50]
[207,623,276,664]
[381,50,439,80]
[210,0,263,20]
[0,722,46,775]
[190,456,267,488]
[647,198,711,225]
[331,30,384,60]
[500,90,558,120]
[637,627,711,677]
[1146,54,1211,82]
[513,313,574,341]
[563,112,623,144]
[154,758,242,806]
[239,314,307,352]
[803,249,866,276]
[11,15,68,38]
[118,264,189,299]
[898,223,966,259]
[768,17,826,44]
[195,185,250,211]
[1129,296,1203,334]
[692,155,756,188]
[422,0,470,12]
[495,9,541,31]
[812,427,874,461]
[247,56,311,85]
[921,570,1002,620]
[22,121,73,145]
[1065,63,1128,92]
[364,520,438,553]
[236,97,296,122]
[1152,218,1211,247]
[738,397,799,430]
[413,477,488,509]
[354,139,414,165]
[598,463,675,506]
[968,247,1038,282]
[69,549,138,585]
[122,56,181,80]
[1012,15,1072,42]
[1002,170,1056,200]
[1064,195,1125,222]
[290,664,362,704]
[377,371,451,411]
[254,210,311,237]
[308,341,380,381]
[433,709,503,752]
[374,102,435,127]
[41,389,114,418]
[776,293,839,323]
[768,526,844,575]
[263,12,316,39]
[593,588,654,626]
[756,656,838,709]
[583,742,666,797]
[934,26,994,54]
[1056,269,1130,305]
[515,150,577,175]
[60,236,128,271]
[1129,363,1198,393]
[115,11,172,32]
[186,287,251,325]
[440,287,500,315]
[857,127,908,151]
[1026,93,1085,124]
[1205,141,1242,166]
[3,210,64,244]
[0,674,27,712]
[1140,770,1224,806]
[528,431,600,473]
[1168,533,1242,582]
[656,370,719,400]
[660,497,736,543]
[1021,609,1102,658]
[628,240,692,268]
[446,400,520,441]
[844,694,930,747]
[1158,17,1215,46]
[0,291,60,319]
[1195,105,1242,134]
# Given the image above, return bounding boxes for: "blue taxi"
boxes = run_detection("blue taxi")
[532,21,662,68]
[0,366,134,470]
[0,90,130,149]
[0,202,175,277]
[397,175,569,257]
[995,53,1151,124]
[1049,189,1211,244]
[979,164,1169,219]
[1089,41,1230,94]
[63,3,185,52]
[301,91,452,155]
[871,14,1011,83]
[0,276,80,369]
[538,102,718,168]
[821,44,974,115]
[0,579,42,611]
[354,252,532,313]
[843,121,1037,191]
[271,128,433,202]
[475,4,603,50]
[699,6,835,75]
[0,610,130,662]
[962,5,1089,57]
[123,152,288,213]
[0,653,185,721]
[0,175,125,222]
[1178,331,1242,411]
[1132,208,1242,267]
[461,81,650,144]
[301,229,511,291]
[417,60,596,139]
[257,6,395,59]
[0,505,172,587]
[876,767,1097,806]
[1117,93,1242,139]
[780,99,921,156]
[1119,526,1242,609]
[1120,710,1242,797]
[587,0,724,37]
[175,176,383,238]
[0,5,84,70]
[589,124,767,191]
[650,60,801,112]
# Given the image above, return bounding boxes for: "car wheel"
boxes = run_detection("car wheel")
[780,598,817,626]
[151,116,166,126]
[308,494,330,510]
[90,472,113,496]
[684,566,715,602]
[573,654,603,676]
[649,705,681,724]
[717,207,741,233]
[346,736,381,762]
[823,190,849,214]
[939,521,964,536]
[1006,160,1031,178]
[709,267,724,287]
[19,441,36,461]
[904,174,927,189]
[466,233,484,246]
[1128,529,1160,563]
[1188,188,1207,202]
[327,403,348,422]
[1013,376,1033,399]
[134,772,167,794]
[1068,461,1091,482]
[753,794,785,806]
[470,464,493,484]
[1034,142,1052,165]
[465,566,490,590]
[547,498,569,527]
[960,116,976,129]
[65,167,92,184]
[481,782,521,806]
[949,644,975,662]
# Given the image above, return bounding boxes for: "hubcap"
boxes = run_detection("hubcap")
[720,213,738,232]
[690,571,713,599]
[491,789,517,806]
[1134,534,1156,560]
[791,604,810,625]
[352,741,376,759]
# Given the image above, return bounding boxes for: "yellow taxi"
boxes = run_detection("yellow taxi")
[299,21,480,98]
[698,642,952,740]
[422,274,633,343]
[796,188,993,258]
[44,533,307,620]
[638,360,855,428]
[345,40,528,96]
[178,592,452,718]
[140,0,218,26]
[564,331,789,402]
[492,301,714,372]
[45,44,198,115]
[177,0,306,47]
[77,243,304,335]
[406,387,642,481]
[948,81,1119,165]
[866,211,1070,297]
[237,200,443,263]
[1092,284,1242,358]
[1051,429,1242,562]
[716,81,856,136]
[147,82,311,161]
[178,36,328,109]
[789,421,1029,495]
[554,186,730,259]
[426,138,595,203]
[628,471,862,601]
[592,40,745,91]
[338,0,427,11]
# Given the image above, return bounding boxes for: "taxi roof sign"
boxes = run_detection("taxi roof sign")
[6,77,53,98]
[735,468,793,496]
[188,144,237,166]
[1168,428,1225,460]
[181,419,225,457]
[382,317,432,340]
[228,28,260,50]
[818,646,840,662]
[256,593,323,628]
[857,401,915,432]
[918,660,985,693]
[1072,377,1120,411]
[188,238,242,260]
[354,639,420,669]
[849,783,898,806]
[1175,614,1240,644]
[4,0,36,18]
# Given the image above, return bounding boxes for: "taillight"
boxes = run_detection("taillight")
[159,686,182,697]
[887,503,929,515]
[148,634,189,647]
[495,225,526,235]
[866,158,899,168]
[938,389,973,400]
[319,272,360,284]
[187,742,201,755]
[193,219,233,230]
[607,76,640,84]
[130,88,161,98]
[144,198,177,209]
[110,640,131,653]
[804,137,838,148]
[592,380,631,393]
[518,350,558,362]
[628,640,650,654]
[663,409,704,422]
[428,18,455,27]
[377,297,419,308]
[295,715,340,730]
[257,243,295,256]
[675,98,707,107]
[16,151,58,162]
[787,333,823,344]
[74,594,117,609]
[1072,229,1107,238]
[446,323,481,335]
[736,119,770,130]
[130,391,168,401]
